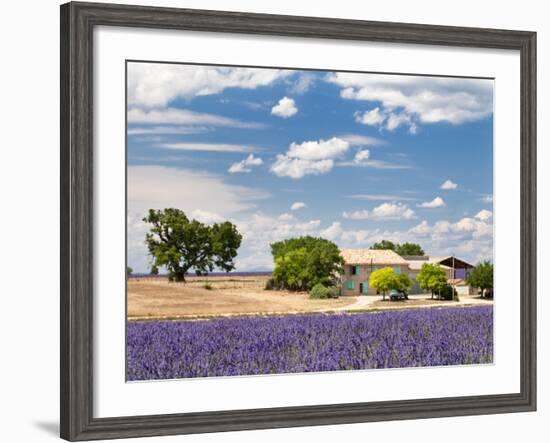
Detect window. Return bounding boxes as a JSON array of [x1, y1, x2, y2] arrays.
[[346, 280, 355, 290], [351, 265, 360, 275], [394, 266, 401, 274]]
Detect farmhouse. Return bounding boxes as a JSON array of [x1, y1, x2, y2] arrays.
[[403, 255, 475, 295], [340, 249, 410, 296]]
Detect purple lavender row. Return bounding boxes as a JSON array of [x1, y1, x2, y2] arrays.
[[127, 306, 493, 380]]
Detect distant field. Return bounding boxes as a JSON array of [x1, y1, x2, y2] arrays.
[[127, 275, 355, 320]]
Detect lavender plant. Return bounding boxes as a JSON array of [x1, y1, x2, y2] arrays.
[[127, 306, 493, 381]]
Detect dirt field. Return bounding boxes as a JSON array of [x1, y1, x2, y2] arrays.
[[127, 276, 356, 320]]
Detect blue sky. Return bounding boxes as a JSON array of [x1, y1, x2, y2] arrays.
[[127, 62, 494, 272]]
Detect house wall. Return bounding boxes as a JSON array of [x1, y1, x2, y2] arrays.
[[341, 264, 409, 296]]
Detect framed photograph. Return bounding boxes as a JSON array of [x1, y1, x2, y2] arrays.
[[60, 1, 536, 440]]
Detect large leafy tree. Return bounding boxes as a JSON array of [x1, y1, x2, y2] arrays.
[[369, 267, 413, 301], [370, 240, 425, 256], [466, 261, 494, 297], [396, 242, 425, 256], [270, 236, 344, 291], [370, 240, 397, 251], [143, 208, 242, 282], [417, 263, 448, 299]]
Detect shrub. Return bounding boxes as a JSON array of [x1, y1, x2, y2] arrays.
[[203, 282, 213, 290], [309, 283, 332, 299], [438, 284, 458, 301], [265, 278, 277, 290]]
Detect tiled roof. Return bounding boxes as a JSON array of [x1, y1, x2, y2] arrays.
[[340, 248, 408, 265]]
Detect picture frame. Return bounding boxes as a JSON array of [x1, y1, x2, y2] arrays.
[[60, 1, 536, 441]]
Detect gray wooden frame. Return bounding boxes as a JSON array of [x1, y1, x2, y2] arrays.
[[60, 2, 537, 440]]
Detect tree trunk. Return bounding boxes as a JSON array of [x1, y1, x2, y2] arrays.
[[171, 269, 186, 282]]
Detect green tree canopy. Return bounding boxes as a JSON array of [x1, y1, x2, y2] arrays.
[[417, 263, 448, 299], [369, 267, 413, 300], [370, 240, 397, 251], [127, 266, 133, 277], [466, 261, 494, 296], [370, 240, 425, 256], [270, 236, 344, 291], [143, 208, 242, 282], [396, 242, 425, 256]]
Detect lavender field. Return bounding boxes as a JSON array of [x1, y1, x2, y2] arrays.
[[127, 306, 493, 381]]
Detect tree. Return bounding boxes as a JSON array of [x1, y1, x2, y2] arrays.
[[396, 242, 425, 256], [127, 266, 133, 277], [270, 236, 344, 291], [466, 261, 494, 297], [370, 240, 425, 256], [143, 208, 242, 282], [395, 273, 414, 293], [417, 263, 448, 299], [369, 267, 412, 301], [370, 240, 397, 251]]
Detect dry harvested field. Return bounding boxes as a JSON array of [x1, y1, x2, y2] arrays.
[[127, 275, 356, 320]]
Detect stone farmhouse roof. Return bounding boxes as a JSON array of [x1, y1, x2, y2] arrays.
[[340, 249, 408, 265]]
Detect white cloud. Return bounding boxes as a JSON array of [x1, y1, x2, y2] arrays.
[[481, 194, 493, 204], [343, 202, 415, 221], [321, 222, 344, 240], [346, 194, 417, 202], [338, 134, 387, 146], [271, 157, 334, 179], [417, 197, 446, 208], [440, 179, 458, 190], [290, 202, 307, 211], [287, 137, 349, 160], [372, 202, 416, 220], [160, 142, 256, 153], [290, 74, 316, 94], [271, 137, 350, 179], [128, 63, 293, 108], [191, 209, 225, 224], [475, 209, 493, 221], [327, 73, 493, 130], [228, 154, 263, 173], [271, 97, 298, 118], [128, 107, 263, 129], [277, 213, 294, 221], [354, 107, 385, 126], [353, 149, 371, 164], [342, 210, 370, 220], [128, 126, 208, 136]]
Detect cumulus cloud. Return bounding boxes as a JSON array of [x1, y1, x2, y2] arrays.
[[271, 97, 298, 118], [228, 154, 263, 173], [128, 63, 293, 108], [440, 179, 458, 190], [327, 72, 493, 131], [343, 202, 415, 220], [354, 107, 385, 126], [271, 137, 350, 179], [290, 74, 316, 94], [191, 209, 225, 224], [417, 197, 446, 208], [475, 209, 493, 221], [353, 149, 371, 164], [290, 202, 307, 210]]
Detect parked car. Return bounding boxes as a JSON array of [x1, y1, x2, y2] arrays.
[[389, 289, 408, 301]]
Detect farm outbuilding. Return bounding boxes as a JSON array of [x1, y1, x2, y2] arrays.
[[403, 255, 475, 294]]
